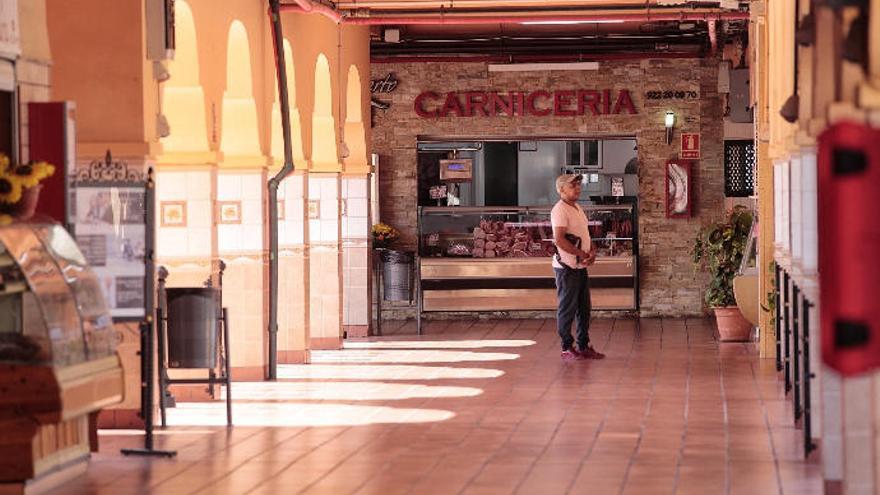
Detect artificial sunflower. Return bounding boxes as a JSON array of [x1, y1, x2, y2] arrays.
[[13, 161, 55, 189], [0, 176, 22, 205]]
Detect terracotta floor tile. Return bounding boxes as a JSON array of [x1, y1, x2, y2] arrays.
[[49, 318, 825, 495]]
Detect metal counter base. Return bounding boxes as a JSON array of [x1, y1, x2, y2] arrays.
[[417, 257, 637, 333]]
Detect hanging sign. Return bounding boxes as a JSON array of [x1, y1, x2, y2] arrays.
[[680, 133, 701, 159]]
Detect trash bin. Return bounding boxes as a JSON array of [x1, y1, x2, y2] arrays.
[[380, 249, 414, 301], [166, 287, 219, 368]]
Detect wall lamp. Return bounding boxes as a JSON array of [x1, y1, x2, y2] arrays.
[[665, 111, 675, 145]]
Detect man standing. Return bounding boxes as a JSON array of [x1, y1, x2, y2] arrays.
[[551, 174, 605, 361]]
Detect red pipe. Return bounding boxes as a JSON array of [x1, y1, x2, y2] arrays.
[[280, 5, 749, 25], [372, 52, 701, 63], [292, 0, 313, 11], [282, 2, 342, 23]]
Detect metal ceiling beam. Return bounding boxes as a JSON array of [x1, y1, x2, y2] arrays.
[[335, 0, 681, 8]]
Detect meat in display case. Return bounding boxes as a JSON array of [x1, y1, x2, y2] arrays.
[[416, 205, 638, 327]]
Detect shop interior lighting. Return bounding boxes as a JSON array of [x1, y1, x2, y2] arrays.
[[488, 62, 599, 72], [665, 111, 675, 145]]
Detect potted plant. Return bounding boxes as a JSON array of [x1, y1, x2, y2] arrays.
[[0, 154, 55, 223], [371, 222, 400, 250], [692, 205, 755, 341]]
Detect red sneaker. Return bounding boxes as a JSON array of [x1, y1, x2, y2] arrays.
[[580, 345, 605, 359], [560, 349, 584, 361]]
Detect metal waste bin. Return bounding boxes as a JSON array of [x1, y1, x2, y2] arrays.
[[166, 287, 219, 368], [380, 249, 413, 301]]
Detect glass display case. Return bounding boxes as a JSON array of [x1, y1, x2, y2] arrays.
[[0, 223, 124, 490], [0, 223, 115, 366], [417, 205, 638, 321]]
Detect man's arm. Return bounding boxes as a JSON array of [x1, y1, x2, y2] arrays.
[[553, 226, 590, 259]]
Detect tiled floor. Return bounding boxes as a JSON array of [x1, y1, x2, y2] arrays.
[[54, 318, 822, 494]]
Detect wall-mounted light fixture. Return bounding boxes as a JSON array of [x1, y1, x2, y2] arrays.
[[665, 111, 675, 145], [779, 94, 799, 123]]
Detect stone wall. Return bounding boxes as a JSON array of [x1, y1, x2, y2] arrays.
[[371, 59, 726, 316]]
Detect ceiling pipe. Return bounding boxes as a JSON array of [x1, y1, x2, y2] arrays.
[[372, 52, 702, 63], [280, 5, 749, 25], [284, 0, 343, 22]]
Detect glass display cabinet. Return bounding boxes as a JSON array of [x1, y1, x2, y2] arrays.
[[417, 204, 638, 324], [0, 223, 123, 491]]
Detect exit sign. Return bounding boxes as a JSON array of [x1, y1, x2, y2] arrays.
[[681, 133, 700, 159]]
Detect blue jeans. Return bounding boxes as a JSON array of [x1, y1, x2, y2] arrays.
[[554, 267, 591, 351]]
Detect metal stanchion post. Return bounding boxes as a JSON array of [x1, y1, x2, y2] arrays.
[[121, 321, 176, 458]]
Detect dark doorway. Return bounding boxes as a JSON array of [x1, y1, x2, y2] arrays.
[[483, 142, 518, 206], [0, 91, 14, 160], [417, 151, 446, 206]]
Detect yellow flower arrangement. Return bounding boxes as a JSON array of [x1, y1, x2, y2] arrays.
[[0, 175, 22, 205], [0, 153, 55, 205], [371, 222, 400, 247]]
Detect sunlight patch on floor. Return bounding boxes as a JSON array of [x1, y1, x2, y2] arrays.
[[343, 339, 536, 350], [227, 381, 483, 401], [311, 349, 520, 364], [165, 402, 455, 427], [277, 364, 504, 381]]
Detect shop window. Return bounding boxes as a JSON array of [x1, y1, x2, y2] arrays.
[[564, 140, 600, 168], [724, 139, 755, 197]]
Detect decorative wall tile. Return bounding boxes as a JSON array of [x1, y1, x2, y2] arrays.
[[308, 200, 320, 219], [218, 201, 242, 224], [160, 201, 187, 227]]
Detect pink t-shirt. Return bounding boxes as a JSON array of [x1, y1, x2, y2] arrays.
[[550, 200, 591, 269]]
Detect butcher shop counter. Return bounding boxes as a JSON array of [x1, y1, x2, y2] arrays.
[[417, 205, 638, 329]]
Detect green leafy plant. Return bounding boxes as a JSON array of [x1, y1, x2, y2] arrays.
[[692, 206, 754, 307]]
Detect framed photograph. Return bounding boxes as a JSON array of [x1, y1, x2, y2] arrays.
[[666, 159, 692, 218]]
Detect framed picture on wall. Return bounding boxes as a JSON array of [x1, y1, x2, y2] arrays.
[[666, 159, 692, 218]]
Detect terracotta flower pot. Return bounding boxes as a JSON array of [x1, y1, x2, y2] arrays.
[[11, 184, 42, 220], [713, 306, 754, 342]]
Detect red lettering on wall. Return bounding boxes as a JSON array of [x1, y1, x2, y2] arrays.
[[513, 92, 525, 116], [440, 92, 464, 117], [489, 92, 513, 116], [415, 89, 640, 117], [414, 91, 440, 118], [464, 92, 489, 117], [613, 89, 637, 114], [526, 91, 551, 116], [577, 90, 601, 116], [553, 90, 576, 116]]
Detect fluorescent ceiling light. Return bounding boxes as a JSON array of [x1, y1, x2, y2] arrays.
[[488, 62, 600, 72], [520, 20, 626, 25]]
